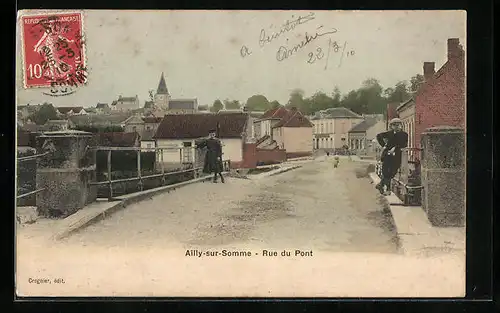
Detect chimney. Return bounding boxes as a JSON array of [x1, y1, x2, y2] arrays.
[[447, 38, 462, 60], [423, 62, 435, 81]]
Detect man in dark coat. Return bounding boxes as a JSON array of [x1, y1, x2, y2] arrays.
[[196, 130, 224, 183], [375, 118, 408, 195]]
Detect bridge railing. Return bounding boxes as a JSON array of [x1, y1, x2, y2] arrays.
[[89, 146, 230, 201], [16, 151, 51, 205]]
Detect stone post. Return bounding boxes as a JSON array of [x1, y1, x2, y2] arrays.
[[36, 130, 97, 218], [421, 126, 465, 227]]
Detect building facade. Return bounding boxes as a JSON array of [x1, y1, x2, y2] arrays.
[[397, 38, 465, 159], [310, 107, 364, 150]]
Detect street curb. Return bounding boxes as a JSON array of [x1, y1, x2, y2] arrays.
[[250, 165, 302, 180], [52, 173, 227, 240], [268, 165, 302, 176]]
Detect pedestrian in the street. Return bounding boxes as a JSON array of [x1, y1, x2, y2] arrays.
[[333, 155, 340, 168], [375, 118, 408, 195], [196, 130, 225, 183]]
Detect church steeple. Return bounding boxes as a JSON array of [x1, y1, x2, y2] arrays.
[[157, 72, 169, 95]]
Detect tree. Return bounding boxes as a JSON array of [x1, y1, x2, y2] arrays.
[[245, 95, 270, 111], [309, 91, 334, 113], [210, 99, 223, 112], [287, 89, 305, 109], [30, 102, 58, 125], [224, 99, 241, 110], [409, 74, 425, 93], [269, 100, 281, 109], [331, 86, 342, 107]]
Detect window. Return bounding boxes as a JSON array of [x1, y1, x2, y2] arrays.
[[146, 126, 151, 131], [132, 126, 137, 132], [147, 143, 152, 148]]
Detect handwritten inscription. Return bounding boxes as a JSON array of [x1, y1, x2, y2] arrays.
[[275, 26, 338, 62], [308, 39, 356, 69], [239, 13, 357, 67], [258, 12, 316, 47]]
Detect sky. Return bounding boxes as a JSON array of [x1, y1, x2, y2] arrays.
[[16, 10, 466, 108]]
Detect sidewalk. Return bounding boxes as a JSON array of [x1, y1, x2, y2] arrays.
[[369, 172, 465, 257], [17, 174, 218, 241]]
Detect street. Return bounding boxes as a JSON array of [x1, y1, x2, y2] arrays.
[[16, 159, 465, 297]]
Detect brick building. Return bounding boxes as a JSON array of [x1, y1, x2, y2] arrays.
[[397, 38, 465, 159]]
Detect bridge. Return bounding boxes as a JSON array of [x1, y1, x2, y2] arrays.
[[15, 128, 466, 297]]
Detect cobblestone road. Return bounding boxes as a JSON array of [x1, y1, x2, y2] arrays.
[[16, 159, 465, 297]]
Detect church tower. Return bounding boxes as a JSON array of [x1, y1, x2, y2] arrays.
[[154, 72, 170, 110]]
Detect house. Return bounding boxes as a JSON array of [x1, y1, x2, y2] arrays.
[[69, 112, 132, 129], [270, 107, 314, 158], [347, 115, 386, 156], [397, 38, 465, 160], [153, 113, 249, 166], [310, 107, 364, 150], [97, 132, 140, 147], [142, 116, 163, 134], [44, 119, 75, 131], [140, 129, 156, 152], [123, 114, 145, 133], [253, 105, 290, 140], [55, 106, 88, 116], [96, 103, 110, 114], [113, 95, 140, 111], [166, 99, 198, 114]]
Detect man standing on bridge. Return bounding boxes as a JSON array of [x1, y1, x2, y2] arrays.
[[196, 129, 225, 183], [375, 118, 408, 195]]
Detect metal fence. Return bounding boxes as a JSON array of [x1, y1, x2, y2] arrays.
[[375, 147, 423, 205], [16, 151, 51, 204], [90, 146, 231, 201]]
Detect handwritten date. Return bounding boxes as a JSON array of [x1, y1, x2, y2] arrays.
[[308, 39, 355, 69]]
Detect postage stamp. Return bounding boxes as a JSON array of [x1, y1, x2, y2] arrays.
[[20, 11, 87, 95]]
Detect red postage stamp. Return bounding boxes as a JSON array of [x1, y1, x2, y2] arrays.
[[20, 11, 87, 91]]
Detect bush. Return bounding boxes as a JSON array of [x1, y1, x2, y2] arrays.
[[96, 151, 156, 173]]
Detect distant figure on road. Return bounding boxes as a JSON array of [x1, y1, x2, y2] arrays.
[[375, 118, 408, 195], [333, 155, 340, 168], [196, 130, 225, 183]]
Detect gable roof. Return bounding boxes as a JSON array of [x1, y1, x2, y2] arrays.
[[69, 113, 132, 126], [348, 117, 380, 133], [322, 107, 362, 118], [56, 106, 84, 114], [97, 132, 139, 147], [118, 96, 138, 102], [123, 115, 145, 125], [260, 106, 289, 119], [141, 129, 155, 141], [169, 99, 197, 110], [272, 109, 313, 128], [142, 116, 163, 124], [154, 113, 248, 139]]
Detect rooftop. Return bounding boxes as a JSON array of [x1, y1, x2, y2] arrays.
[[154, 113, 248, 139]]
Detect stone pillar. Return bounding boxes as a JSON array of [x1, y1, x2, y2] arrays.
[[421, 126, 465, 227], [36, 130, 97, 218]]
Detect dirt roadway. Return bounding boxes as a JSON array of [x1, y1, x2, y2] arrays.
[[16, 160, 465, 297]]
